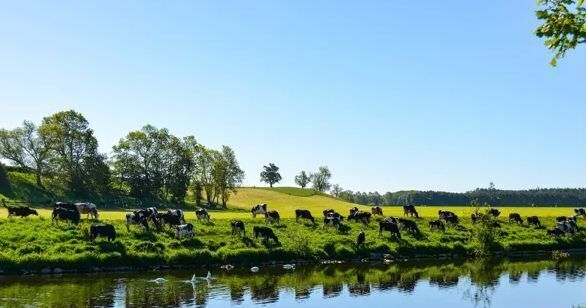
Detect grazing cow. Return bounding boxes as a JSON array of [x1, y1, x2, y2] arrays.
[[295, 209, 316, 225], [429, 220, 445, 232], [379, 221, 401, 239], [157, 211, 182, 229], [488, 209, 501, 217], [397, 218, 420, 234], [195, 208, 210, 222], [492, 221, 501, 228], [323, 216, 341, 230], [556, 216, 567, 223], [471, 213, 479, 224], [557, 221, 577, 235], [438, 210, 459, 225], [52, 208, 81, 225], [323, 209, 345, 221], [569, 215, 578, 223], [90, 224, 116, 241], [265, 210, 280, 224], [125, 211, 150, 231], [251, 203, 268, 218], [231, 220, 245, 236], [348, 211, 371, 225], [253, 226, 279, 244], [5, 205, 38, 218], [509, 213, 523, 224], [167, 209, 185, 224], [356, 231, 365, 247], [547, 228, 565, 237], [349, 207, 359, 216], [175, 223, 195, 239], [574, 208, 586, 217], [371, 206, 383, 216], [438, 210, 456, 219], [54, 202, 77, 211], [403, 205, 419, 218], [74, 202, 99, 219], [527, 216, 541, 227]]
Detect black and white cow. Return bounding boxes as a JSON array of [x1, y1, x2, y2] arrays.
[[509, 213, 523, 224], [547, 228, 565, 237], [323, 216, 341, 230], [574, 208, 586, 217], [168, 209, 185, 224], [556, 221, 577, 235], [5, 205, 38, 218], [90, 224, 116, 241], [356, 231, 366, 247], [251, 203, 268, 218], [323, 209, 345, 221], [157, 211, 182, 229], [556, 216, 567, 223], [196, 208, 210, 222], [265, 210, 280, 224], [371, 206, 383, 216], [231, 220, 245, 236], [295, 209, 316, 225], [527, 216, 541, 227], [52, 207, 81, 225], [429, 220, 445, 232], [439, 210, 459, 225], [397, 218, 420, 234], [379, 220, 401, 239], [403, 205, 418, 218], [126, 211, 150, 231], [175, 223, 195, 239], [253, 226, 279, 244], [75, 202, 99, 219], [349, 207, 359, 217], [488, 209, 501, 217], [348, 211, 371, 225]]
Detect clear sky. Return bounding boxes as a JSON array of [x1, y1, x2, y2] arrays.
[[1, 1, 584, 193]]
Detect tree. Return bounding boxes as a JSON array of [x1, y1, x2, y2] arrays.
[[294, 171, 311, 189], [330, 184, 343, 198], [0, 121, 51, 187], [260, 163, 282, 187], [535, 0, 586, 66], [194, 146, 216, 205], [311, 166, 331, 193], [212, 146, 245, 207], [39, 110, 109, 195]]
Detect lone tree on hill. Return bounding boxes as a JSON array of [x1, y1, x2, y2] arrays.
[[294, 170, 311, 189], [331, 184, 343, 198], [260, 163, 282, 187], [311, 166, 332, 193]]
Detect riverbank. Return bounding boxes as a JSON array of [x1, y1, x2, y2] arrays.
[[1, 216, 585, 275]]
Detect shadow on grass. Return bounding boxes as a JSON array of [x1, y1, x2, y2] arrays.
[[132, 231, 157, 242], [94, 241, 127, 254], [241, 237, 258, 248]]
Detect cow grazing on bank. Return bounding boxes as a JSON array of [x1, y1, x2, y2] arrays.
[[125, 211, 150, 231], [175, 223, 195, 239], [429, 220, 445, 232], [168, 209, 185, 224], [265, 210, 280, 224], [349, 207, 359, 217], [348, 211, 371, 225], [556, 221, 577, 235], [527, 216, 541, 227], [157, 211, 182, 229], [54, 202, 77, 211], [231, 220, 245, 236], [397, 218, 420, 234], [379, 221, 401, 239], [251, 203, 267, 218], [547, 228, 565, 237], [403, 205, 419, 218], [5, 205, 38, 218], [574, 208, 586, 217], [356, 231, 365, 247], [488, 209, 501, 217], [556, 216, 567, 222], [295, 209, 316, 225], [371, 206, 383, 216], [509, 213, 523, 224], [323, 209, 345, 221], [471, 213, 479, 224], [52, 207, 81, 225], [253, 226, 279, 244], [90, 224, 116, 241], [439, 211, 459, 225], [195, 208, 210, 222], [323, 216, 341, 230], [569, 215, 578, 223], [75, 202, 99, 219]]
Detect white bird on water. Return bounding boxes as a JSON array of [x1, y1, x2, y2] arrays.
[[152, 277, 166, 283], [250, 266, 259, 273], [191, 271, 214, 283], [282, 264, 295, 270]]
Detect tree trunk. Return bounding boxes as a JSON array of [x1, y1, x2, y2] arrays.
[[35, 171, 43, 188], [270, 182, 273, 188]]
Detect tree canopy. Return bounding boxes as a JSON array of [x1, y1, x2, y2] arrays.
[[260, 163, 282, 188]]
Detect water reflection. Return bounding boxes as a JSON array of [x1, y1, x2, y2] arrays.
[[0, 258, 585, 307]]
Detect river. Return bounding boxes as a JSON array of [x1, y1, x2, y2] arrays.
[[0, 258, 585, 307]]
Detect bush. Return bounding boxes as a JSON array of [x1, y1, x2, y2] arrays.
[[470, 209, 499, 257]]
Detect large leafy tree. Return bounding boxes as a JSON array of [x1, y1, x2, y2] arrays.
[[39, 110, 109, 195], [311, 166, 332, 193], [535, 0, 586, 66], [0, 121, 51, 187], [212, 146, 245, 207], [294, 170, 311, 189], [260, 163, 282, 188]]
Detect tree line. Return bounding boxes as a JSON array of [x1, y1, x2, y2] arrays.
[[0, 110, 244, 207], [337, 186, 586, 207]]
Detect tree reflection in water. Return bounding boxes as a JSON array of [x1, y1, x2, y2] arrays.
[[0, 257, 584, 307]]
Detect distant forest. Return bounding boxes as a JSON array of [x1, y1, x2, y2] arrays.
[[338, 188, 586, 207]]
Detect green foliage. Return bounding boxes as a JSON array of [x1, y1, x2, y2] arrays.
[[310, 166, 332, 193], [260, 163, 282, 188], [294, 170, 311, 189], [535, 0, 586, 65], [0, 163, 12, 198], [470, 209, 500, 257]]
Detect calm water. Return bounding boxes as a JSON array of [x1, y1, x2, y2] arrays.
[[1, 258, 585, 308]]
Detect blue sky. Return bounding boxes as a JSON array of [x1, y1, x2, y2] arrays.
[[1, 1, 584, 192]]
